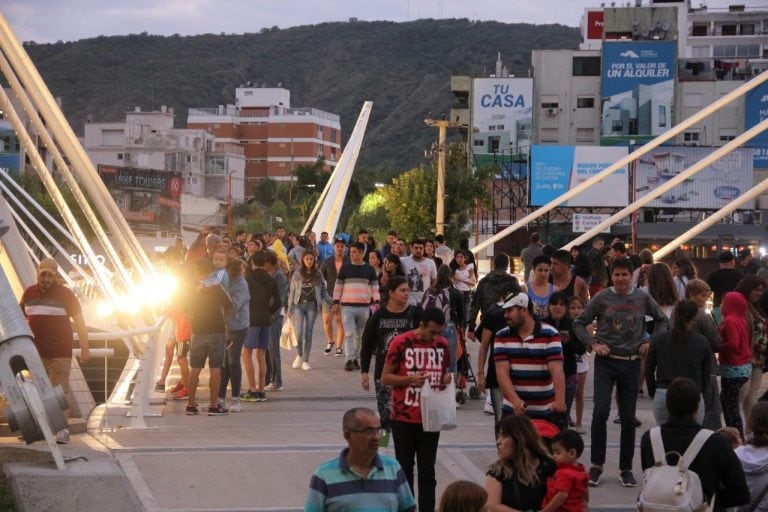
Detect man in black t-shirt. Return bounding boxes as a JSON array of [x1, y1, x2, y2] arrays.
[[183, 257, 233, 416], [706, 251, 744, 324]]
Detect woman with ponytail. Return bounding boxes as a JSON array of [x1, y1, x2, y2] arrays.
[[645, 299, 713, 425]]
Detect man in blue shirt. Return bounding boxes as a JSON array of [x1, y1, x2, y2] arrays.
[[317, 231, 334, 263], [305, 407, 415, 512]]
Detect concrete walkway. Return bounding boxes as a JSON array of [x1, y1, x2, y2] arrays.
[[5, 325, 676, 511]]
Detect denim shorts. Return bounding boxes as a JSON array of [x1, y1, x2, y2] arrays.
[[189, 333, 225, 369], [245, 326, 270, 350]]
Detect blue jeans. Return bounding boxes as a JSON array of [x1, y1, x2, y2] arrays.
[[341, 305, 369, 362], [219, 328, 246, 399], [443, 322, 458, 373], [292, 302, 319, 363], [591, 356, 640, 471], [265, 315, 283, 388]]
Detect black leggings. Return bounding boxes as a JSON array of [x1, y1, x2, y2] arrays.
[[721, 376, 749, 437]]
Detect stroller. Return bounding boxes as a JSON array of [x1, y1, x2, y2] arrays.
[[455, 327, 480, 404]]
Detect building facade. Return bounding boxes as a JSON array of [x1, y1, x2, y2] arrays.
[[187, 87, 342, 191]]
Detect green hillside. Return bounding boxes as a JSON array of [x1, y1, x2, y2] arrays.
[[23, 18, 580, 171]]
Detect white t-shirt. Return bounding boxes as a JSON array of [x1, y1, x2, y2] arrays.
[[401, 256, 437, 305], [453, 263, 476, 292]]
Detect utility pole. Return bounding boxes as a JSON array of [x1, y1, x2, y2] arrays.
[[425, 115, 461, 236]]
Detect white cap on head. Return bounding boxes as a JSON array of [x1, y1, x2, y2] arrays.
[[501, 292, 529, 310]]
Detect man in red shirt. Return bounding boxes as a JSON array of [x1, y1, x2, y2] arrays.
[[20, 258, 90, 443], [382, 307, 452, 512]]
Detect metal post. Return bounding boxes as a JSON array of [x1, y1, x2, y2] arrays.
[[436, 123, 447, 236]]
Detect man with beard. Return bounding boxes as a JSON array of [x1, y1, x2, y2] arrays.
[[20, 258, 90, 444], [493, 292, 566, 427]]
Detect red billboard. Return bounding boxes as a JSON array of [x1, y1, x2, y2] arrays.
[[587, 10, 604, 40]]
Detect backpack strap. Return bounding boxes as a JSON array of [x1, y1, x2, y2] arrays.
[[649, 427, 666, 464], [680, 429, 714, 469]]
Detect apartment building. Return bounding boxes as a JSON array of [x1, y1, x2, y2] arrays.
[[187, 87, 342, 190]]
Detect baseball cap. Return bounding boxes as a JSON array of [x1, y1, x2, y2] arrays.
[[500, 292, 529, 310], [738, 248, 752, 259], [718, 251, 735, 263], [37, 258, 58, 276], [334, 236, 345, 243]]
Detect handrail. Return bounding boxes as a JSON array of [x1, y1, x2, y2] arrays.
[[563, 116, 768, 249], [470, 69, 768, 255], [653, 178, 768, 259]]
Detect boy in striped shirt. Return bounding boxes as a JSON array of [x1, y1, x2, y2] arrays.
[[332, 242, 380, 371]]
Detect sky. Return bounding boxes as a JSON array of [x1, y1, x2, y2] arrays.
[[4, 0, 764, 43]]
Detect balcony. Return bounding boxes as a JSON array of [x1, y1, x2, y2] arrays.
[[678, 57, 767, 82]]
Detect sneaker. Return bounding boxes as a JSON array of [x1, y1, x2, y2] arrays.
[[169, 381, 184, 394], [292, 355, 303, 369], [154, 381, 165, 392], [588, 466, 602, 487], [255, 391, 268, 402], [353, 360, 361, 370], [574, 425, 586, 434], [301, 362, 311, 371], [323, 343, 333, 355], [335, 348, 343, 357], [240, 390, 259, 402], [265, 383, 283, 391], [620, 470, 638, 487], [229, 398, 242, 412], [344, 360, 354, 372], [173, 388, 189, 400], [55, 429, 71, 445], [185, 404, 199, 415], [207, 404, 229, 416]]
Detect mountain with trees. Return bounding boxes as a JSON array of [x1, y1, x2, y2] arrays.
[[24, 18, 581, 172]]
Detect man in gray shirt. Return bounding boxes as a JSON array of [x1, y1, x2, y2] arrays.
[[519, 232, 543, 281], [572, 257, 668, 489]]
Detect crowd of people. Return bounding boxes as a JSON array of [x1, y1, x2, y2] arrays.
[[157, 226, 768, 511]]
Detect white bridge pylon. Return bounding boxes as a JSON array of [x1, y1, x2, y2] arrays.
[[304, 101, 373, 237]]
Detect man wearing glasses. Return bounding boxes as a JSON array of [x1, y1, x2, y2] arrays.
[[305, 407, 415, 511]]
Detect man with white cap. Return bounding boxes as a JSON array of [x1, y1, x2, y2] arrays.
[[493, 291, 566, 428], [19, 258, 90, 443]]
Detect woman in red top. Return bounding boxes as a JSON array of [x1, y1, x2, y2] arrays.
[[719, 291, 753, 437], [382, 307, 451, 512]]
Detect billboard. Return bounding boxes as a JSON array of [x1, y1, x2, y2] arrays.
[[530, 145, 629, 207], [601, 41, 676, 146], [745, 81, 768, 168], [634, 146, 753, 209], [586, 10, 604, 41], [472, 78, 533, 159], [97, 165, 182, 233]]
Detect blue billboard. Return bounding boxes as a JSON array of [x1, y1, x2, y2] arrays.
[[601, 41, 677, 146], [745, 81, 768, 168], [530, 145, 629, 207]]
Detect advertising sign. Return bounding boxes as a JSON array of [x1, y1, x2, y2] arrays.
[[573, 213, 610, 233], [472, 78, 533, 158], [530, 145, 629, 207], [634, 146, 753, 209], [586, 10, 604, 40], [745, 81, 768, 168], [98, 165, 182, 233], [601, 41, 676, 146]]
